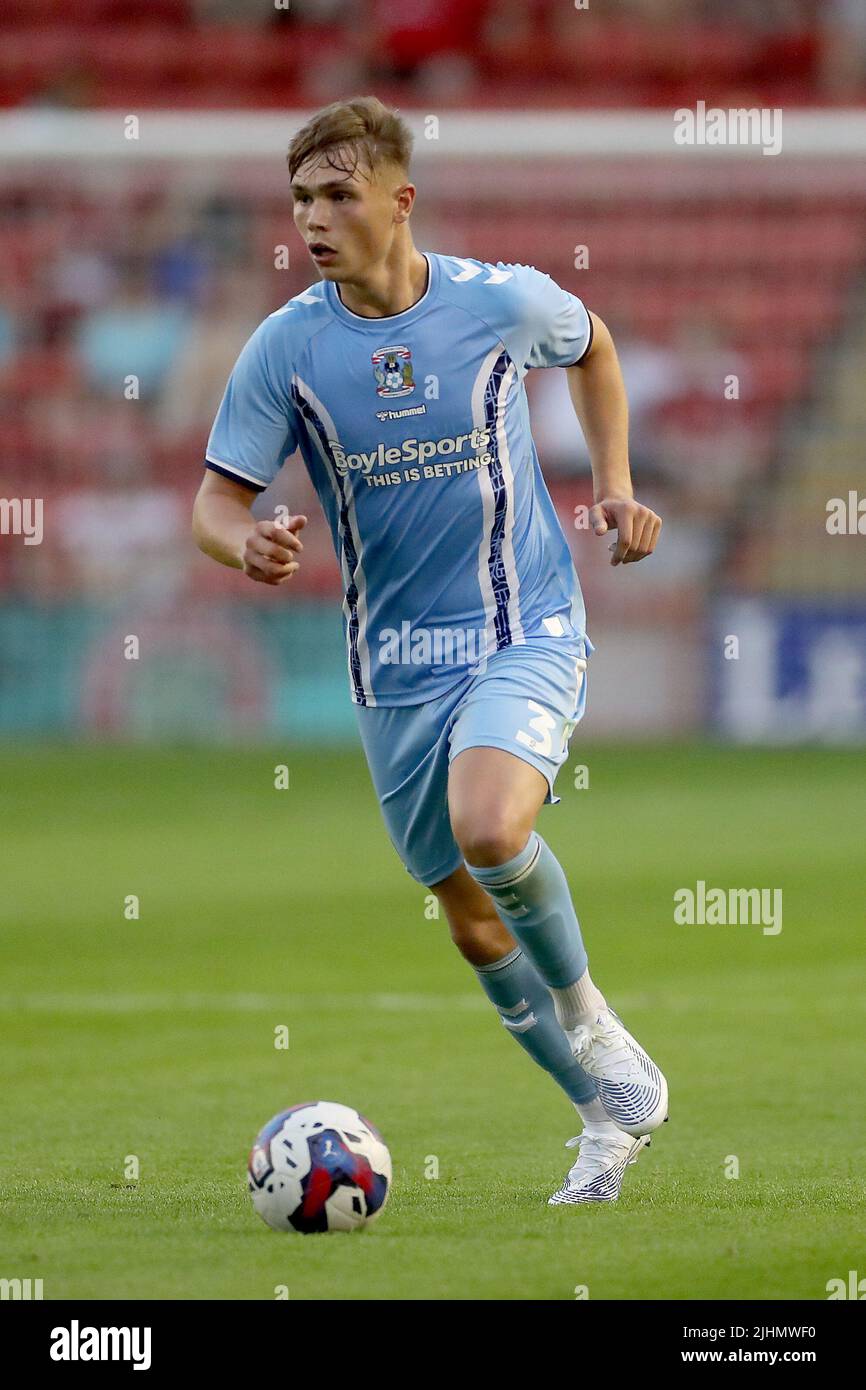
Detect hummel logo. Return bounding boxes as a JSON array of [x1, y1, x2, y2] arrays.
[[269, 289, 322, 317], [449, 259, 513, 285], [501, 1011, 537, 1033], [491, 888, 529, 916], [499, 998, 530, 1016]]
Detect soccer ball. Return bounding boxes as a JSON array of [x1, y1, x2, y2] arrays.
[[247, 1100, 392, 1234]]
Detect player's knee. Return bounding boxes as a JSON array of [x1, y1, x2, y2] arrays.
[[452, 815, 529, 869]]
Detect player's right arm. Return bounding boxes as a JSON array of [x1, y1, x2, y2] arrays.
[[192, 315, 307, 584], [192, 471, 307, 585]]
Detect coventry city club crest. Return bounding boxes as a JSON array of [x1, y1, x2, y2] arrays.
[[372, 344, 415, 398]]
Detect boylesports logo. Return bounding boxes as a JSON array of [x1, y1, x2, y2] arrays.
[[330, 428, 492, 478]]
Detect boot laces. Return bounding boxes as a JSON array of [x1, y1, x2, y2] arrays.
[[563, 1128, 634, 1176], [570, 1016, 639, 1081]]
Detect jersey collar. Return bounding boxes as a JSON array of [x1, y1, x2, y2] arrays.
[[326, 252, 438, 328]]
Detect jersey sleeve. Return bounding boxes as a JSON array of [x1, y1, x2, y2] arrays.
[[205, 321, 298, 492], [518, 265, 593, 370]]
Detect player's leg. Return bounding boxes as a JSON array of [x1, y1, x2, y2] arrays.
[[353, 694, 598, 1114], [427, 862, 598, 1108], [451, 742, 668, 1139], [354, 653, 664, 1203], [449, 743, 608, 1034], [447, 639, 669, 1149]]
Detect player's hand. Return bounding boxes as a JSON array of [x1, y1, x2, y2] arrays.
[[589, 497, 661, 566], [242, 515, 308, 585]]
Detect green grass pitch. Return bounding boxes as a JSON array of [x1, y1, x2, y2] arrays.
[[1, 741, 863, 1300]]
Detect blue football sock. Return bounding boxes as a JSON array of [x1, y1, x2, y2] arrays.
[[474, 946, 597, 1106], [466, 832, 588, 989]]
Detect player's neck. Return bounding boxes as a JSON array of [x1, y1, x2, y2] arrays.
[[336, 244, 428, 319]]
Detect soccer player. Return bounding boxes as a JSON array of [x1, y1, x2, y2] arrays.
[[193, 97, 667, 1205]]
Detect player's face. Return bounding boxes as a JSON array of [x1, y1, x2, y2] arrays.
[[291, 154, 408, 283]]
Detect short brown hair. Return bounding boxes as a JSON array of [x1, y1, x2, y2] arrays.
[[287, 96, 413, 183]]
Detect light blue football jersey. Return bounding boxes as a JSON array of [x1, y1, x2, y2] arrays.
[[205, 252, 593, 706]]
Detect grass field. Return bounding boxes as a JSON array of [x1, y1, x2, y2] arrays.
[[1, 741, 864, 1301]]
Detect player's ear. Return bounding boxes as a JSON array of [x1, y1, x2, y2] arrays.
[[394, 182, 416, 223]]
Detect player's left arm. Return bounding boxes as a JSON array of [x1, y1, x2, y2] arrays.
[[565, 311, 661, 566]]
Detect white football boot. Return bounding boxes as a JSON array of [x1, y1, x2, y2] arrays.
[[566, 1009, 668, 1137], [548, 1127, 651, 1205]]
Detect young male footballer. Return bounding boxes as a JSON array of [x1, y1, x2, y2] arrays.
[[193, 97, 667, 1205]]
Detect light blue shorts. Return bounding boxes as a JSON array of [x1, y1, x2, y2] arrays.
[[354, 634, 592, 886]]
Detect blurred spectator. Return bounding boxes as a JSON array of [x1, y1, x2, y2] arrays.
[[155, 266, 269, 439], [192, 0, 354, 22], [651, 318, 757, 512], [99, 0, 190, 22], [33, 247, 118, 352], [153, 236, 212, 304], [284, 0, 359, 21], [820, 0, 866, 97], [55, 481, 188, 599], [195, 195, 253, 268], [27, 68, 98, 112], [191, 0, 273, 21], [76, 267, 192, 397], [366, 0, 489, 96], [0, 308, 16, 368], [45, 250, 118, 316], [672, 316, 747, 400], [0, 0, 860, 108], [689, 0, 810, 23], [35, 389, 151, 487], [528, 328, 688, 479]]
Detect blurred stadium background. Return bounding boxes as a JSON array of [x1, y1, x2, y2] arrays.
[[1, 0, 865, 746]]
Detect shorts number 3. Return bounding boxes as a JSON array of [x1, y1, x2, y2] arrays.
[[515, 700, 556, 755]]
